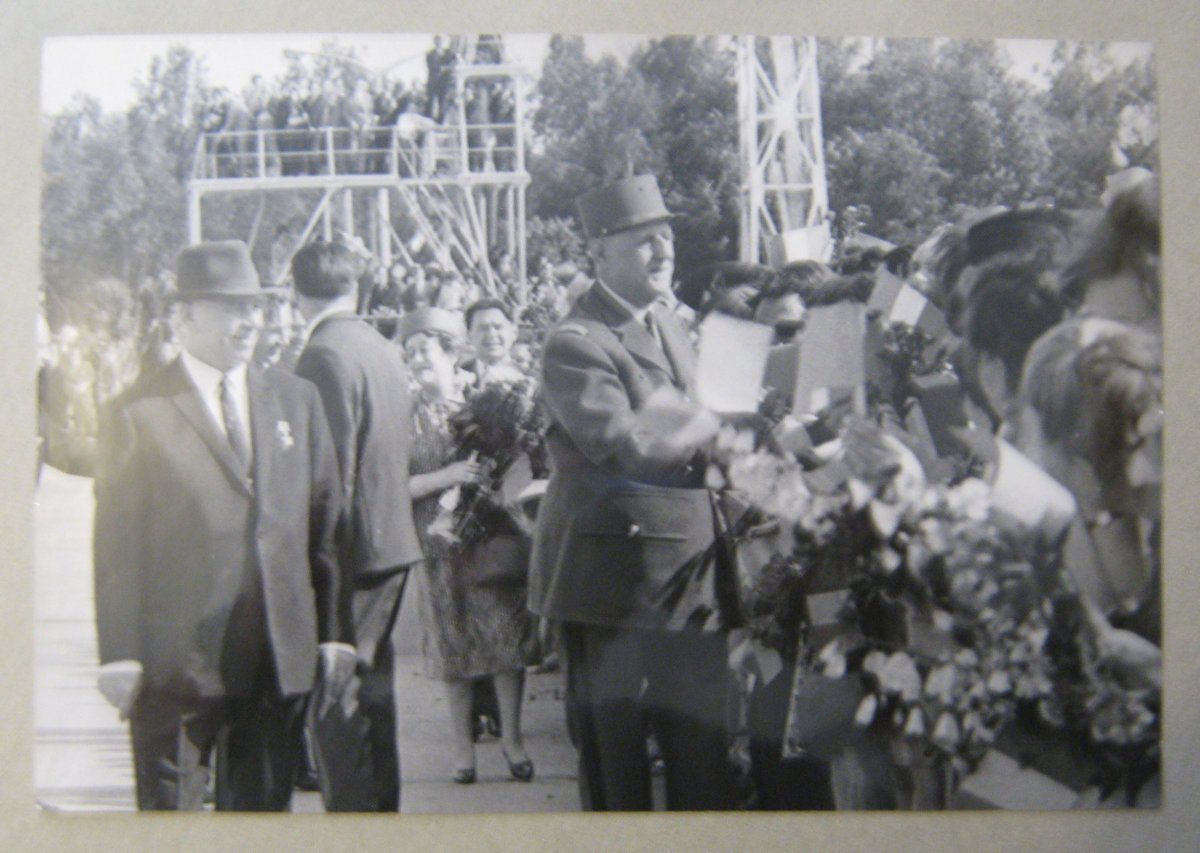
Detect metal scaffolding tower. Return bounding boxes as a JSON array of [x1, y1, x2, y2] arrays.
[[186, 54, 530, 298], [736, 35, 830, 266]]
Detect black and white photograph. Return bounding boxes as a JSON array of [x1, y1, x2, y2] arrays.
[[31, 27, 1169, 821]]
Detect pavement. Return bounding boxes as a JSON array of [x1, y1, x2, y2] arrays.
[[33, 464, 580, 814]]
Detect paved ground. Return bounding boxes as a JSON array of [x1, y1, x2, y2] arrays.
[[33, 465, 580, 814]]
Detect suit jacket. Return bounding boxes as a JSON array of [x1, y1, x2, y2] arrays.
[[295, 311, 423, 577], [93, 357, 350, 699], [529, 283, 718, 629]]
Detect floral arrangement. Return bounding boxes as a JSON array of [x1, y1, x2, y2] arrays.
[[709, 402, 1159, 798], [428, 378, 549, 548]]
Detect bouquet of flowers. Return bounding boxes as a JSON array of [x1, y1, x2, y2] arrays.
[[712, 408, 1158, 798], [427, 378, 549, 549]]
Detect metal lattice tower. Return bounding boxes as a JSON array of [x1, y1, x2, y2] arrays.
[[736, 35, 830, 266], [186, 41, 530, 298]]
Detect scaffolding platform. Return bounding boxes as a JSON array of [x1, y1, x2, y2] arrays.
[[187, 62, 531, 296]]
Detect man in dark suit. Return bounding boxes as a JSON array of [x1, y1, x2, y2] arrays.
[[93, 240, 356, 811], [529, 174, 737, 810], [291, 240, 424, 811]]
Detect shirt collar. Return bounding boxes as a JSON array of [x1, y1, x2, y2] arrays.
[[179, 348, 248, 392], [303, 303, 356, 344], [595, 279, 654, 325]]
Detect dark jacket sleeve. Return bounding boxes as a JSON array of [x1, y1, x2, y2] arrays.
[[92, 397, 145, 664], [541, 328, 704, 480], [305, 385, 355, 646]]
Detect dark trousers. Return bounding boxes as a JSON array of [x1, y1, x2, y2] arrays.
[[563, 622, 738, 811], [347, 567, 411, 812], [130, 666, 304, 811]]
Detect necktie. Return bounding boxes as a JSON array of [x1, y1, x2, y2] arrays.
[[644, 311, 662, 348], [644, 311, 677, 381], [220, 374, 251, 472]]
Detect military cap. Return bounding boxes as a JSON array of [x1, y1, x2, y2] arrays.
[[576, 174, 673, 240]]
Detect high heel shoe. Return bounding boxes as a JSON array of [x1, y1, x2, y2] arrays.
[[452, 767, 476, 784], [502, 749, 534, 783]]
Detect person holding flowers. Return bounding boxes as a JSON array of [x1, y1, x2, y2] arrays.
[[400, 307, 537, 786]]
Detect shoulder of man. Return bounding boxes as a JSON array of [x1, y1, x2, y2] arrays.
[[260, 364, 323, 402]]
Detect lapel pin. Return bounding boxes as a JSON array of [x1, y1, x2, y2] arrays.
[[276, 420, 294, 449]]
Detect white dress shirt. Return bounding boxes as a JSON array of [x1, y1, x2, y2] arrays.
[[179, 349, 252, 455]]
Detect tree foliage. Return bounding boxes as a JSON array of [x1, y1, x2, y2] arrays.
[[530, 35, 739, 285], [41, 35, 1159, 343]]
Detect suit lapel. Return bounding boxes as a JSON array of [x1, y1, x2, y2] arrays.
[[616, 316, 675, 379], [653, 305, 696, 393], [167, 359, 254, 499], [583, 283, 676, 381]]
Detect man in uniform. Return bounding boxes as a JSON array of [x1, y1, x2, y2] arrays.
[[93, 240, 355, 810], [292, 240, 425, 811], [529, 174, 737, 810]]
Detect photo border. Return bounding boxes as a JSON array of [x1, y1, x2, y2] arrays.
[[4, 1, 1198, 849]]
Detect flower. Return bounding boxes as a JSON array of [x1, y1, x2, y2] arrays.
[[855, 693, 879, 727], [878, 652, 922, 701], [932, 712, 962, 751]]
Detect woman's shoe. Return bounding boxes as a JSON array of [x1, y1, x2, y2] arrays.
[[452, 767, 476, 785], [502, 749, 535, 783]]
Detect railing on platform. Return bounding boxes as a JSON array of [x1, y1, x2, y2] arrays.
[[192, 122, 522, 182]]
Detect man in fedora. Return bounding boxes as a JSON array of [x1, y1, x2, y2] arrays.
[[291, 240, 424, 811], [93, 240, 355, 810], [530, 174, 738, 810]]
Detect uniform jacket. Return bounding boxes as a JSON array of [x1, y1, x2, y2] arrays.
[[93, 357, 350, 699], [295, 311, 424, 576], [529, 283, 718, 629]]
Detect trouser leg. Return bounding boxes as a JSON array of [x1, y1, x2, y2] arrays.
[[215, 664, 305, 812], [129, 692, 225, 811], [353, 568, 410, 811], [645, 630, 739, 811], [563, 623, 652, 811]]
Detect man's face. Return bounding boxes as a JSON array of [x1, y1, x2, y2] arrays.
[[178, 297, 264, 372], [593, 220, 675, 308], [468, 307, 516, 365]]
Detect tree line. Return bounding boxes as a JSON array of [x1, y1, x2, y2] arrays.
[[41, 36, 1157, 335]]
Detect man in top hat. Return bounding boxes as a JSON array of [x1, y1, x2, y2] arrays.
[[291, 240, 424, 811], [529, 174, 738, 810], [93, 240, 355, 810]]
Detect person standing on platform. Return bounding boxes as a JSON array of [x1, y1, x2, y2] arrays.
[[530, 174, 738, 810], [93, 240, 355, 811], [291, 240, 425, 811]]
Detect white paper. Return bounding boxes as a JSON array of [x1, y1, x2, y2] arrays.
[[695, 313, 774, 413], [889, 283, 930, 327]]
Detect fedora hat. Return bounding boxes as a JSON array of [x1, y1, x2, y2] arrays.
[[175, 241, 269, 300], [398, 306, 467, 343], [576, 174, 673, 240]]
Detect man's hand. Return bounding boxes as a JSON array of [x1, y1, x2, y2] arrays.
[[97, 660, 143, 721], [317, 643, 359, 714], [635, 385, 720, 458]]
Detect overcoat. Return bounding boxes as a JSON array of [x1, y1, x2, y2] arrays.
[[93, 357, 350, 699], [529, 283, 718, 630], [295, 311, 424, 577]]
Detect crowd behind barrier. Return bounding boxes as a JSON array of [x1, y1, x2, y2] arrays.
[[198, 36, 517, 180], [40, 161, 1162, 811]]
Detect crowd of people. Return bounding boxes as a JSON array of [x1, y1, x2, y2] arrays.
[[60, 159, 1161, 812], [202, 35, 517, 179]]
